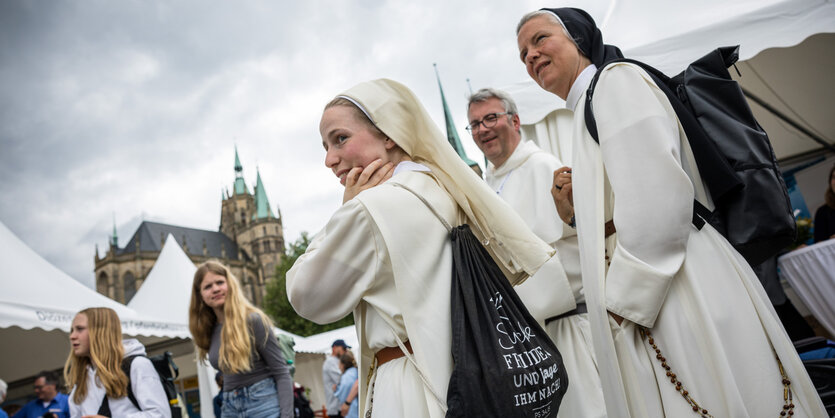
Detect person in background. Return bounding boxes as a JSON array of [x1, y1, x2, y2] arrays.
[[334, 352, 358, 418], [322, 340, 349, 417], [63, 307, 170, 417], [517, 7, 825, 416], [189, 260, 294, 418], [814, 164, 835, 242], [0, 377, 8, 418], [466, 88, 603, 417], [11, 371, 68, 418]]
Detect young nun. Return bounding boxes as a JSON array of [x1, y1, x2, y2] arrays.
[[516, 8, 825, 417], [287, 79, 555, 418]]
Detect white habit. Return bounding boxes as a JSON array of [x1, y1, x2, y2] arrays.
[[486, 139, 606, 418], [288, 166, 457, 418], [570, 63, 826, 417]]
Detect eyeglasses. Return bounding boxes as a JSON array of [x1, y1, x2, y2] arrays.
[[465, 112, 511, 133]]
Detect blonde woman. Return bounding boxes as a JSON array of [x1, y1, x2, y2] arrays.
[[287, 79, 554, 418], [64, 307, 170, 417], [189, 260, 293, 418]]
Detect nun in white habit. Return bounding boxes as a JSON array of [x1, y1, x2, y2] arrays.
[[286, 79, 555, 418], [516, 7, 825, 418]]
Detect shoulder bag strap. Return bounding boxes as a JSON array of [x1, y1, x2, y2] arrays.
[[391, 182, 453, 233]]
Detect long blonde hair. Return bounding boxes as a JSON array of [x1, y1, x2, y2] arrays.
[[63, 307, 129, 404], [188, 260, 273, 374]]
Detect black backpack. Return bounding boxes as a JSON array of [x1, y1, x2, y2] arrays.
[[583, 46, 796, 266], [293, 385, 315, 418], [98, 351, 183, 418]]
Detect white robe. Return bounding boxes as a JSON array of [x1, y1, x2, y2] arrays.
[[571, 62, 826, 417], [486, 140, 606, 418], [287, 166, 457, 418]]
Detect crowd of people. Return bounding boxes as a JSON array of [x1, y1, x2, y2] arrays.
[[2, 5, 831, 418], [287, 6, 827, 418]]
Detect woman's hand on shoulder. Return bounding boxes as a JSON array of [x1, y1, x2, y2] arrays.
[[343, 159, 395, 203]]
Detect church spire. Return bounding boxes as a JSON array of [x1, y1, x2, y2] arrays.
[[110, 214, 118, 247], [253, 167, 275, 220], [233, 146, 249, 195], [434, 64, 481, 174]]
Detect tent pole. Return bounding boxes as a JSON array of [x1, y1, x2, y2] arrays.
[[742, 87, 835, 153]]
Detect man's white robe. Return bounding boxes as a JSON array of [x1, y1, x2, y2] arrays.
[[570, 62, 826, 417], [486, 140, 606, 418]]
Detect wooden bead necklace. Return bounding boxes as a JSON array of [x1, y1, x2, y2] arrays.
[[640, 328, 795, 417]]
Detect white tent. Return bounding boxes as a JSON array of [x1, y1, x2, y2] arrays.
[[128, 234, 198, 326], [0, 221, 187, 386], [290, 325, 359, 411], [507, 0, 835, 169]]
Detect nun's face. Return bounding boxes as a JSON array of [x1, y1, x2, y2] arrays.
[[518, 15, 589, 100], [320, 105, 393, 186]]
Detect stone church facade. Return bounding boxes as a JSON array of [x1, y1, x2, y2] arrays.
[[94, 149, 284, 307]]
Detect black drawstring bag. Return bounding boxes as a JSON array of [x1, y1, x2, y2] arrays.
[[392, 182, 568, 417], [445, 225, 568, 418]]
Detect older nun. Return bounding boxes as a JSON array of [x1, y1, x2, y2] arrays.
[[516, 7, 825, 418]]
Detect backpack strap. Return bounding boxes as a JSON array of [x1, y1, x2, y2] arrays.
[[121, 355, 143, 411], [583, 59, 737, 231], [97, 355, 142, 417]]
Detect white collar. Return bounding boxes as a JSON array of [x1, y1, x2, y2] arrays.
[[393, 160, 430, 176], [488, 140, 540, 178], [566, 64, 598, 112]]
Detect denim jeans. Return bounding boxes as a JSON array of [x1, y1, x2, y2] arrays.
[[221, 378, 280, 418]]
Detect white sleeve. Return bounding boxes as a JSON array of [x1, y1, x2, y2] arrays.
[[287, 198, 384, 324], [594, 64, 694, 328], [127, 357, 172, 418]]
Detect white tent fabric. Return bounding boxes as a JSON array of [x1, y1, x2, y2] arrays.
[[508, 0, 835, 163], [0, 221, 187, 384], [0, 221, 187, 337], [294, 325, 358, 355], [128, 234, 197, 325]]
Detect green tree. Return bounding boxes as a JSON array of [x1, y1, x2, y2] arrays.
[[264, 232, 354, 336]]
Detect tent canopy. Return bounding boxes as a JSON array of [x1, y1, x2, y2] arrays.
[[0, 222, 187, 338]]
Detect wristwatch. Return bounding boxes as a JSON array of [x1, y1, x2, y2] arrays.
[[568, 215, 576, 229], [345, 400, 352, 406]]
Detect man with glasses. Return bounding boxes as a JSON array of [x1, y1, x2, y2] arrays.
[[12, 371, 69, 418], [467, 88, 605, 418]]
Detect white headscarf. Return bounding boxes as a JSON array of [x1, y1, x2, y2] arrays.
[[337, 79, 553, 283]]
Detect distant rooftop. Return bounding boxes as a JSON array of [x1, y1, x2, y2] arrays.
[[115, 221, 247, 261]]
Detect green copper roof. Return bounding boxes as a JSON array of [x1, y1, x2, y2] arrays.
[[253, 169, 274, 220], [234, 147, 243, 172], [233, 147, 249, 195], [434, 64, 479, 169]]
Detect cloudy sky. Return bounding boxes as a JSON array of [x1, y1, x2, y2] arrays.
[[1, 0, 610, 287]]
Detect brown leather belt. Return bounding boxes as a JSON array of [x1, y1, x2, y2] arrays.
[[375, 341, 413, 367], [604, 220, 616, 238], [544, 303, 588, 325]]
